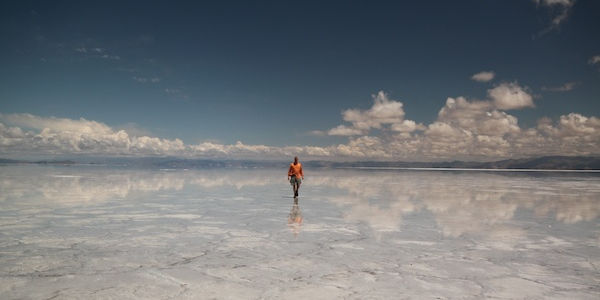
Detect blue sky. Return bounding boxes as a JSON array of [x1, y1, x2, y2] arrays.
[[1, 1, 599, 160]]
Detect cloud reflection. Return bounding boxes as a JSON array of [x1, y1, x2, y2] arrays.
[[0, 166, 598, 236]]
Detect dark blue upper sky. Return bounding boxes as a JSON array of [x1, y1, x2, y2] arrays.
[[1, 0, 599, 149]]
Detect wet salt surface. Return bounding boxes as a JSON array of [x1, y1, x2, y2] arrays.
[[0, 165, 599, 299]]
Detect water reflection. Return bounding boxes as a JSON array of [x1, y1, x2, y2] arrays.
[[0, 166, 271, 206], [0, 165, 598, 236], [309, 171, 600, 237], [287, 201, 303, 237]]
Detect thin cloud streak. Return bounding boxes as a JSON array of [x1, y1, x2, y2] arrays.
[[133, 76, 160, 83], [541, 82, 577, 92]]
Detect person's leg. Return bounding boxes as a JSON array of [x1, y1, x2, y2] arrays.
[[296, 182, 301, 197], [293, 182, 298, 197]]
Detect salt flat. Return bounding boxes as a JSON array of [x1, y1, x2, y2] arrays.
[[0, 165, 599, 299]]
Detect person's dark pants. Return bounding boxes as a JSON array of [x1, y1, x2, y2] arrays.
[[290, 176, 301, 197]]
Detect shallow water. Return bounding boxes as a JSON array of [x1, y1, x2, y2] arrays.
[[1, 165, 599, 299]]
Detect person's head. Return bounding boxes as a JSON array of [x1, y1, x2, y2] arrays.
[[294, 156, 298, 163]]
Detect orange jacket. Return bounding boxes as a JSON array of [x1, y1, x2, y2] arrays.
[[288, 162, 304, 178]]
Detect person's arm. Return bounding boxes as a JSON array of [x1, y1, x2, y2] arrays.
[[287, 165, 292, 180], [300, 165, 304, 179]]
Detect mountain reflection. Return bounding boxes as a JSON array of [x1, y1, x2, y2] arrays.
[[1, 166, 598, 235]]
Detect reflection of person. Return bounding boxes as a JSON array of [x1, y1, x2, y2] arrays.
[[288, 204, 303, 224], [288, 203, 303, 237], [287, 156, 304, 198]]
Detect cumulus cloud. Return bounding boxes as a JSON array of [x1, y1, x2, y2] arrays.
[[0, 113, 184, 156], [0, 113, 334, 159], [488, 82, 535, 110], [1, 84, 599, 160], [342, 91, 406, 130], [334, 136, 389, 158], [327, 91, 423, 136], [390, 120, 426, 133], [471, 71, 495, 82], [419, 96, 523, 158], [319, 85, 594, 160], [436, 97, 520, 137]]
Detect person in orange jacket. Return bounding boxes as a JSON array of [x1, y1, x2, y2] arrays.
[[287, 156, 304, 198]]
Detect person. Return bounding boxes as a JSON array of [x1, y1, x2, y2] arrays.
[[287, 156, 304, 198]]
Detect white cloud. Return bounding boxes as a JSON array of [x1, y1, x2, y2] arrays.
[[531, 114, 600, 156], [488, 82, 535, 110], [342, 91, 406, 130], [437, 97, 520, 136], [327, 91, 422, 136], [115, 122, 154, 137], [437, 97, 493, 126], [541, 82, 577, 92], [1, 85, 599, 160], [1, 113, 114, 134], [0, 113, 184, 156], [390, 120, 426, 133], [551, 113, 600, 136], [0, 113, 331, 159], [471, 71, 495, 82], [589, 55, 600, 65], [333, 136, 389, 158], [328, 125, 364, 136], [321, 86, 596, 160]]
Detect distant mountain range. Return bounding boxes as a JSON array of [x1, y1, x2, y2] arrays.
[[1, 156, 599, 170], [304, 156, 600, 170], [0, 158, 77, 165]]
